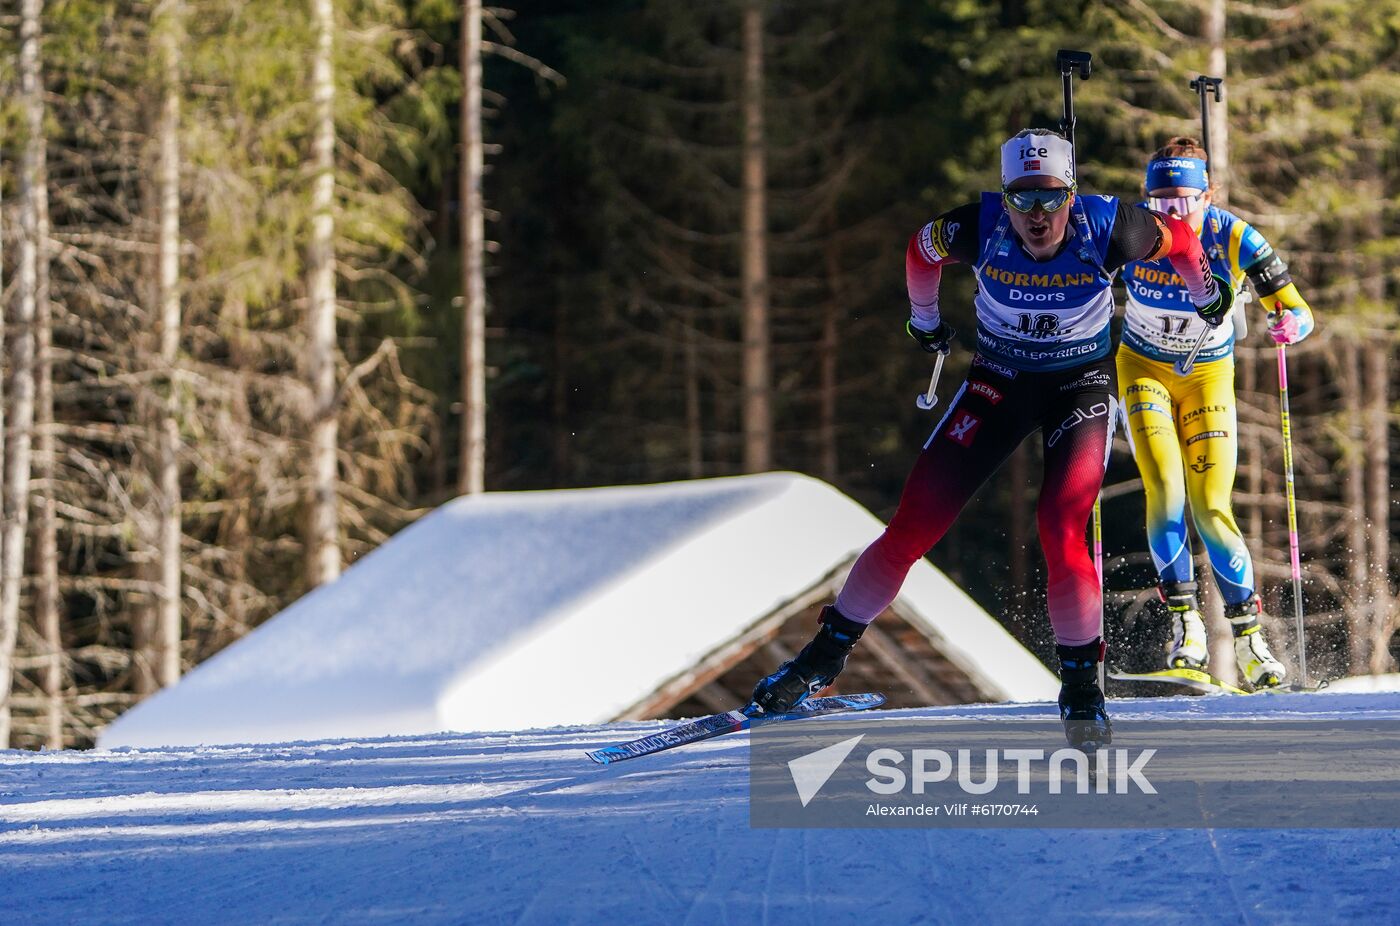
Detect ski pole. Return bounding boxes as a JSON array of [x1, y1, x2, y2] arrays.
[[1056, 49, 1092, 147], [1174, 76, 1225, 378], [1189, 76, 1223, 178], [1093, 498, 1104, 586], [1093, 494, 1105, 689], [1175, 327, 1211, 375], [1276, 341, 1309, 686], [1057, 48, 1107, 689], [915, 350, 947, 410]]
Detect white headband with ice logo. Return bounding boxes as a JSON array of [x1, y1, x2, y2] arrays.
[[1000, 133, 1076, 187]]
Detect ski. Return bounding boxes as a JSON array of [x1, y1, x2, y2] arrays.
[[586, 692, 885, 766], [1109, 668, 1326, 696], [1110, 667, 1249, 695]]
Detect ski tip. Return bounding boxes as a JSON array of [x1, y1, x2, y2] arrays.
[[806, 692, 887, 713], [587, 743, 643, 765], [835, 692, 887, 708]]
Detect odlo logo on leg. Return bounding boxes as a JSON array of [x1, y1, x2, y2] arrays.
[[1045, 402, 1108, 448], [945, 412, 982, 447]]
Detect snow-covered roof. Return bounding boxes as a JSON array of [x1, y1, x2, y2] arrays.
[[99, 472, 1057, 748]]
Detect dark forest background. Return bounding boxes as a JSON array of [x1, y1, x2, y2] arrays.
[[2, 0, 1397, 747]]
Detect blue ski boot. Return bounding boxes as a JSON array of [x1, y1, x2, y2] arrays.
[[1057, 639, 1112, 749], [751, 606, 866, 713]]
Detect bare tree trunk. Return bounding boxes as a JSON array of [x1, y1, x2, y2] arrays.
[[739, 0, 772, 473], [26, 0, 60, 747], [1344, 340, 1370, 672], [0, 21, 5, 745], [306, 0, 341, 585], [1203, 0, 1230, 203], [34, 56, 59, 748], [459, 0, 486, 495], [223, 294, 255, 647], [1, 0, 45, 745], [1358, 100, 1393, 675], [0, 114, 5, 664], [1365, 342, 1392, 673], [36, 263, 59, 747], [154, 0, 183, 686]]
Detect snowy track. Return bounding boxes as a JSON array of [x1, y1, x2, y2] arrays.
[[3, 693, 1398, 925]]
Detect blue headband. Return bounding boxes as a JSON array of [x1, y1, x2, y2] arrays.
[[1145, 157, 1209, 193]]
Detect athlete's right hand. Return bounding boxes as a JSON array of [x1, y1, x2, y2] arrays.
[[1193, 273, 1234, 328], [906, 319, 955, 354]]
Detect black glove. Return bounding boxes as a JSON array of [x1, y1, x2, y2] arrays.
[[906, 319, 955, 354], [1194, 273, 1235, 329]]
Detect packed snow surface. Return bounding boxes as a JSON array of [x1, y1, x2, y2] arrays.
[[6, 692, 1399, 924]]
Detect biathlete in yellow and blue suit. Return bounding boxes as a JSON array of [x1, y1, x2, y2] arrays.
[[1117, 136, 1315, 688]]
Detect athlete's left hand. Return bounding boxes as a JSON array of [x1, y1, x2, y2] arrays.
[[1193, 273, 1235, 328], [1267, 303, 1315, 345]]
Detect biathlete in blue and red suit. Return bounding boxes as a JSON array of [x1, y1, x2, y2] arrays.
[[752, 127, 1235, 745]]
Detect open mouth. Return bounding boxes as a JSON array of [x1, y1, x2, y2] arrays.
[[1026, 218, 1051, 238]]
